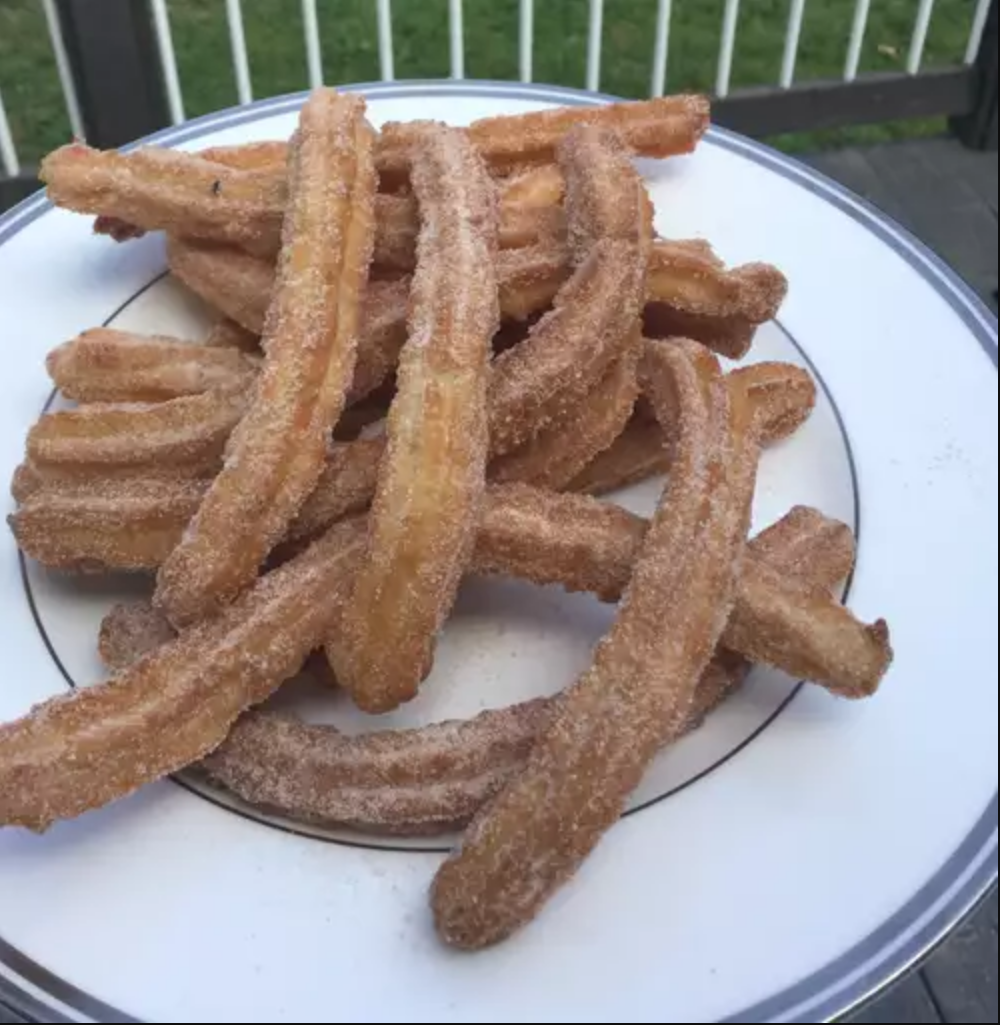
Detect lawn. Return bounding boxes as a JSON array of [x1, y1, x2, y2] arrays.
[[0, 0, 983, 167]]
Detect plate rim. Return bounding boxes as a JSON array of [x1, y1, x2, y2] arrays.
[[0, 78, 995, 1025]]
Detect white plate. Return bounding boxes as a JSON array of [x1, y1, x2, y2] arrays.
[[0, 81, 995, 1024]]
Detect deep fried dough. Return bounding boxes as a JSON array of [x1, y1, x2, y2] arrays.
[[46, 328, 260, 403], [154, 88, 378, 627], [329, 124, 499, 714], [198, 501, 857, 835], [0, 518, 367, 832], [429, 340, 763, 948]]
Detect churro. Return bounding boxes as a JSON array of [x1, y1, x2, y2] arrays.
[[488, 342, 641, 490], [17, 473, 886, 705], [10, 475, 208, 573], [154, 88, 377, 627], [41, 142, 287, 258], [569, 356, 817, 495], [378, 95, 710, 182], [0, 517, 368, 833], [487, 126, 651, 457], [203, 318, 261, 353], [166, 236, 407, 405], [46, 328, 260, 404], [429, 340, 763, 948], [329, 123, 500, 714], [24, 384, 250, 484], [10, 355, 818, 569], [198, 502, 857, 836], [84, 150, 573, 270]]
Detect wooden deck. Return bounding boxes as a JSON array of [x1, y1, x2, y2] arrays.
[[0, 137, 996, 1024]]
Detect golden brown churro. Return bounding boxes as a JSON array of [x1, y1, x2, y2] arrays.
[[9, 475, 208, 573], [16, 469, 887, 704], [329, 124, 500, 715], [488, 342, 641, 490], [378, 95, 711, 181], [569, 356, 817, 495], [166, 236, 408, 406], [429, 340, 764, 949], [9, 355, 818, 570], [567, 415, 671, 495], [488, 126, 652, 457], [25, 384, 251, 484], [0, 517, 368, 833], [203, 317, 261, 353], [198, 502, 857, 836], [41, 143, 287, 258], [46, 328, 260, 404], [154, 89, 378, 627]]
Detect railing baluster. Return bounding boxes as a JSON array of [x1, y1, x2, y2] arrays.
[[780, 0, 808, 88], [302, 0, 324, 88], [650, 0, 674, 97], [376, 0, 395, 82], [0, 88, 19, 178], [520, 0, 535, 83], [450, 0, 465, 79], [844, 0, 872, 81], [226, 0, 253, 104], [966, 0, 993, 63], [716, 0, 742, 98], [587, 0, 605, 92], [40, 0, 86, 139], [907, 0, 937, 75], [148, 0, 186, 124]]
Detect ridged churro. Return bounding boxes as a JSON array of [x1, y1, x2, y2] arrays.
[[567, 415, 671, 495], [168, 231, 785, 390], [378, 95, 711, 182], [166, 236, 408, 406], [488, 342, 641, 490], [429, 340, 764, 949], [85, 150, 571, 268], [198, 502, 857, 836], [0, 517, 368, 833], [18, 469, 885, 700], [41, 142, 287, 258], [569, 356, 817, 495], [24, 384, 250, 485], [202, 317, 261, 353], [46, 328, 260, 404], [329, 124, 500, 715], [154, 88, 378, 627], [9, 475, 208, 573], [488, 126, 652, 457], [9, 355, 818, 570]]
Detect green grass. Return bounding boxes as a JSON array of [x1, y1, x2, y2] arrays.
[[0, 0, 981, 167]]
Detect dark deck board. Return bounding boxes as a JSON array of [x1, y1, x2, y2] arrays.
[[847, 973, 944, 1023], [806, 138, 997, 305], [922, 888, 998, 1023]]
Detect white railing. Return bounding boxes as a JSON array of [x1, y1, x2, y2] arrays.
[[966, 0, 994, 62], [844, 0, 874, 82], [226, 0, 254, 105], [0, 88, 19, 177], [0, 0, 993, 178], [150, 0, 186, 124]]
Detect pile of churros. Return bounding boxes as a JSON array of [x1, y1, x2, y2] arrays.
[[1, 88, 893, 950]]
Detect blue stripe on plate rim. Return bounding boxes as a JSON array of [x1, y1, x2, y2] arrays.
[[0, 80, 995, 1025]]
